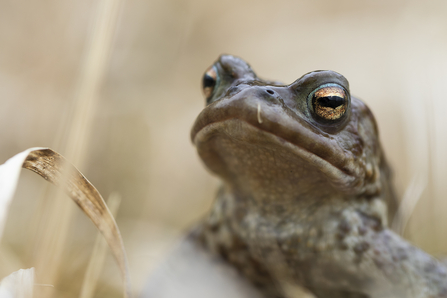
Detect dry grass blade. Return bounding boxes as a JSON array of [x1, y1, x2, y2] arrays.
[[34, 0, 124, 289], [0, 149, 36, 240], [0, 268, 35, 298], [80, 192, 122, 298], [0, 148, 131, 298], [392, 173, 427, 235]]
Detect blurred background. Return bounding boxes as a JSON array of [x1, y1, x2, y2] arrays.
[[1, 0, 447, 297]]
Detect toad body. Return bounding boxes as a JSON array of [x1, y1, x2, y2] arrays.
[[141, 55, 447, 298], [189, 55, 447, 298]]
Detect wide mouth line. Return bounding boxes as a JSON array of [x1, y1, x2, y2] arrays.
[[193, 117, 354, 181]]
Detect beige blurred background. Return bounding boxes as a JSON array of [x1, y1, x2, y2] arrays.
[[1, 0, 447, 297]]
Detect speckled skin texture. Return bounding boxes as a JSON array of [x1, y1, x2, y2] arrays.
[[191, 55, 447, 298]]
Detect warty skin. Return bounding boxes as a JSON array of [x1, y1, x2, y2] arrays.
[[190, 55, 447, 298]]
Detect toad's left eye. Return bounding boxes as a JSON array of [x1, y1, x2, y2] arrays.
[[202, 66, 219, 102], [309, 84, 348, 122]]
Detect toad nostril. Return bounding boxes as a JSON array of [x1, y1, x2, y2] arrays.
[[266, 89, 274, 95]]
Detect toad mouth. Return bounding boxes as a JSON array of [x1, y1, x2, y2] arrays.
[[191, 95, 361, 193]]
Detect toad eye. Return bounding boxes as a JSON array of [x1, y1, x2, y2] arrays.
[[202, 66, 219, 102], [309, 84, 348, 122]]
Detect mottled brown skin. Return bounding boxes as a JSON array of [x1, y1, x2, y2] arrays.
[[191, 55, 447, 298]]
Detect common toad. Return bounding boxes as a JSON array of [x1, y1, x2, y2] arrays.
[[190, 55, 447, 298]]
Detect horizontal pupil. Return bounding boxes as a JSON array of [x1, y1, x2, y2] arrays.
[[203, 74, 216, 88], [316, 96, 344, 108]]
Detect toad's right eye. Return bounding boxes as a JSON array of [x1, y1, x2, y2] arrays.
[[308, 83, 349, 123], [202, 66, 219, 102]]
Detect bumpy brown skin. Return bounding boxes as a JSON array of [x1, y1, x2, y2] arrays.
[[191, 55, 447, 298]]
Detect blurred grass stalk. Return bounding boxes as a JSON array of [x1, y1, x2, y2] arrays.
[[392, 174, 427, 236], [80, 193, 121, 298], [30, 0, 124, 296]]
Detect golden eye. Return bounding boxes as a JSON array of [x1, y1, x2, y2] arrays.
[[311, 85, 348, 121], [202, 66, 218, 101]]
